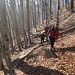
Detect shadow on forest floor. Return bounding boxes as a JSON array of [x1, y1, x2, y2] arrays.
[[54, 46, 75, 55], [16, 60, 65, 75], [59, 23, 75, 39], [2, 67, 16, 75], [58, 46, 75, 53], [13, 42, 38, 54]]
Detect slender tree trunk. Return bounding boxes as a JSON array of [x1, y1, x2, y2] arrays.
[[34, 0, 37, 32], [58, 0, 60, 10], [67, 0, 69, 8], [20, 0, 27, 48], [6, 13, 15, 53], [65, 0, 68, 9], [32, 0, 35, 28], [0, 41, 3, 70], [71, 0, 74, 12], [50, 0, 52, 19], [43, 1, 46, 21], [62, 0, 64, 7], [45, 0, 48, 26], [37, 0, 40, 23], [42, 0, 44, 23], [26, 0, 31, 45], [56, 0, 60, 27]]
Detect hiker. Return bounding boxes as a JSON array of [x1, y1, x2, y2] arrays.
[[44, 26, 49, 35], [46, 25, 59, 50], [39, 32, 45, 44], [46, 25, 54, 41]]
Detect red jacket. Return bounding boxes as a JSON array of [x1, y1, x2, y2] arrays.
[[46, 30, 59, 40]]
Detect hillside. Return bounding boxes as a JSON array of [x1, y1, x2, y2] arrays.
[[0, 6, 75, 75], [12, 10, 75, 75]]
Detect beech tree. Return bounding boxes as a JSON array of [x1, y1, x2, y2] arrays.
[[0, 0, 12, 74], [71, 0, 74, 12], [26, 0, 31, 45], [56, 0, 60, 27]]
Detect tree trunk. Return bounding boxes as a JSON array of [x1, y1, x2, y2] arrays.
[[56, 0, 60, 27], [37, 0, 40, 23], [6, 12, 15, 53], [10, 0, 22, 51], [34, 0, 37, 32], [26, 0, 31, 46], [20, 0, 27, 48], [0, 41, 3, 70], [71, 0, 74, 12], [65, 0, 68, 9], [58, 0, 60, 10], [62, 0, 64, 7], [32, 0, 35, 28], [50, 0, 52, 19], [42, 0, 44, 23], [0, 0, 12, 73], [43, 1, 46, 21], [45, 0, 48, 26]]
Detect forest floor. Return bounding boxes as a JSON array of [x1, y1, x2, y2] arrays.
[[0, 11, 75, 75], [14, 13, 75, 75]]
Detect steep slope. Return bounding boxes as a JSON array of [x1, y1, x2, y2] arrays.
[[14, 10, 75, 75]]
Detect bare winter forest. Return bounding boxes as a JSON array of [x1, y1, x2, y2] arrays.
[[0, 0, 75, 75]]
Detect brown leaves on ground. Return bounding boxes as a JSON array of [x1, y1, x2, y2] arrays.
[[14, 31, 75, 75], [14, 13, 75, 75], [1, 11, 75, 75]]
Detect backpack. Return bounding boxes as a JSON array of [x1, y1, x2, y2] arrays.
[[49, 25, 55, 33]]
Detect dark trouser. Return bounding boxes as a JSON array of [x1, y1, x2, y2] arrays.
[[41, 37, 44, 44], [49, 36, 55, 48]]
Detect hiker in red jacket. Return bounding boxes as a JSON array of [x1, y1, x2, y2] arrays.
[[46, 25, 59, 50]]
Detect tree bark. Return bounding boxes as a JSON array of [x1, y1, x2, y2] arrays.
[[0, 41, 3, 70], [34, 0, 37, 31], [0, 0, 12, 73], [37, 0, 40, 23], [10, 0, 22, 51], [71, 0, 74, 12], [62, 0, 64, 7], [6, 12, 15, 53], [50, 0, 52, 19], [56, 0, 60, 27], [45, 0, 48, 26], [26, 0, 31, 45], [42, 0, 44, 23], [20, 0, 27, 48]]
